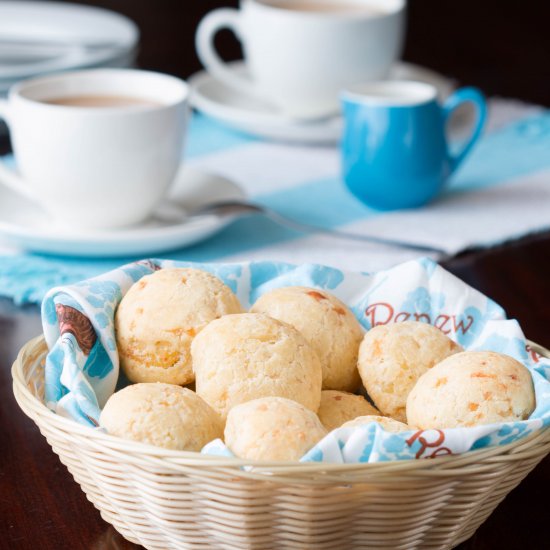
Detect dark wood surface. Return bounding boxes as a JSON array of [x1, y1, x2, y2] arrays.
[[2, 1, 550, 549]]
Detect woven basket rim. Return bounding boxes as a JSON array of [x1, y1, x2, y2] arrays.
[[12, 334, 550, 474]]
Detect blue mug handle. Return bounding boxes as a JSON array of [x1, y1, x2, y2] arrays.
[[442, 87, 487, 174]]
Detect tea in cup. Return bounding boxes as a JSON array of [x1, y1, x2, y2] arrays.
[[196, 0, 406, 120], [341, 80, 487, 210], [0, 69, 189, 230]]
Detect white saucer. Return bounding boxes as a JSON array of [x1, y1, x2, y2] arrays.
[[0, 167, 246, 258], [189, 61, 456, 145], [0, 1, 138, 92]]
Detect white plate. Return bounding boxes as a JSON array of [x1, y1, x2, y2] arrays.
[[0, 167, 246, 257], [189, 61, 456, 145], [0, 1, 138, 83]]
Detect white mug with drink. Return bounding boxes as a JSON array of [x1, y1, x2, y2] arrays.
[[0, 69, 189, 230], [196, 0, 406, 120]]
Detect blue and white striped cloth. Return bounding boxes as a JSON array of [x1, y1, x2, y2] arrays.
[[0, 97, 549, 305]]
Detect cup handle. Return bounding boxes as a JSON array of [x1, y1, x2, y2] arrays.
[[442, 87, 487, 174], [0, 100, 35, 201], [195, 8, 260, 98]]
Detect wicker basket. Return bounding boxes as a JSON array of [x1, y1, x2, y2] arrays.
[[12, 335, 550, 550]]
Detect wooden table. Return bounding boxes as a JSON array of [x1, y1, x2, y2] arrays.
[[1, 2, 549, 548]]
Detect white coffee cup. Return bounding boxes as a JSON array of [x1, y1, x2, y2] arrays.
[[0, 69, 189, 230], [196, 0, 406, 120]]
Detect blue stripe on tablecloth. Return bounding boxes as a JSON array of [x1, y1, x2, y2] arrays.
[[186, 113, 256, 158], [450, 111, 550, 192], [258, 177, 372, 225]]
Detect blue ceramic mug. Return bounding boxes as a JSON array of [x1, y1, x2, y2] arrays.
[[341, 80, 487, 210]]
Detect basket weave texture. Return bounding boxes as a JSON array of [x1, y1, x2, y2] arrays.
[[12, 336, 550, 550]]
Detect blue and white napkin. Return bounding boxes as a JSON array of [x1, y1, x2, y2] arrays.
[[42, 257, 550, 462]]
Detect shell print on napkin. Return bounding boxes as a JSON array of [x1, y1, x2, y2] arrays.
[[136, 259, 162, 272], [55, 304, 97, 355]]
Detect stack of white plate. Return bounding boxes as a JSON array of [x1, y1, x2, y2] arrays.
[[0, 1, 139, 97]]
